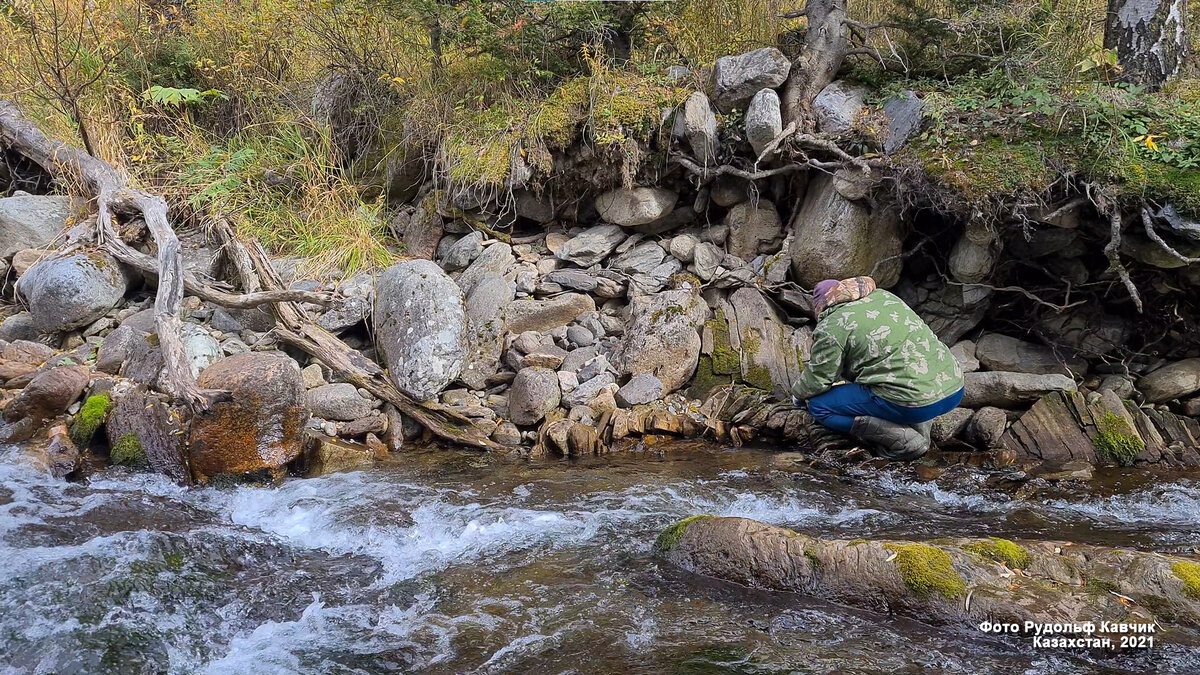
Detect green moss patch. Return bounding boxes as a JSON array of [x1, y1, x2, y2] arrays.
[[963, 537, 1030, 569], [110, 433, 148, 468], [69, 393, 113, 447], [884, 543, 966, 599], [654, 515, 715, 553], [1092, 411, 1143, 467], [1171, 561, 1200, 599]]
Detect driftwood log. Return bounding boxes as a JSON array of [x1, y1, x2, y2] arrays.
[[658, 516, 1200, 647]]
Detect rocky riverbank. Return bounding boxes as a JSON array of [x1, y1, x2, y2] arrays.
[[3, 45, 1200, 485]]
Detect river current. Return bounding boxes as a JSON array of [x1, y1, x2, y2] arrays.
[[2, 443, 1200, 673]]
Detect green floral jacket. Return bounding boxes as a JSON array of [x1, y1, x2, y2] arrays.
[[791, 289, 964, 406]]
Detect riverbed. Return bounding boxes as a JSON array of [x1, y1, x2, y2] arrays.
[[3, 444, 1200, 673]]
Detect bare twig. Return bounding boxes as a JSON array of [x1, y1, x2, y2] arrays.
[[1142, 207, 1200, 265]]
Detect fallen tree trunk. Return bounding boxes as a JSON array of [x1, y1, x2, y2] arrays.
[[0, 100, 211, 408], [657, 516, 1200, 647]]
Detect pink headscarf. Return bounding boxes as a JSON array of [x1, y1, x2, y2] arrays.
[[813, 277, 877, 314]]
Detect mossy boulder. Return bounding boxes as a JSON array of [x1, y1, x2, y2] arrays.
[[110, 433, 148, 468], [962, 537, 1031, 569], [188, 353, 309, 483], [883, 543, 965, 599]]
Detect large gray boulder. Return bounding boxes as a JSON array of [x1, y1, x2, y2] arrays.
[[724, 200, 783, 262], [788, 174, 902, 288], [724, 287, 811, 400], [680, 92, 719, 165], [745, 89, 782, 156], [555, 225, 627, 267], [616, 374, 664, 407], [374, 259, 468, 401], [508, 367, 561, 426], [961, 371, 1076, 408], [16, 251, 129, 333], [460, 273, 513, 390], [0, 195, 73, 259], [975, 333, 1087, 377], [812, 80, 868, 134], [595, 187, 678, 227], [710, 47, 791, 112], [617, 287, 708, 393], [1139, 359, 1200, 403]]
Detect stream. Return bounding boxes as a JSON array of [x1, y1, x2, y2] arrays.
[[3, 443, 1200, 674]]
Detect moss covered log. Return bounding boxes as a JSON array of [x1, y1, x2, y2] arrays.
[[656, 516, 1200, 646]]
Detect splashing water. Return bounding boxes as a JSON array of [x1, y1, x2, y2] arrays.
[[2, 445, 1199, 673]]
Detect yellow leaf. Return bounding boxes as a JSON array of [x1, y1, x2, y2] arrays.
[[1146, 137, 1159, 152]]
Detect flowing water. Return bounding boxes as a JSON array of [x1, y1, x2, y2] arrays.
[[3, 442, 1200, 674]]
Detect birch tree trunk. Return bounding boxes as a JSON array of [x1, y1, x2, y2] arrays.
[[1104, 0, 1189, 88]]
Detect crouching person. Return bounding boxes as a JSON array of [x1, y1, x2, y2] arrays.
[[791, 277, 964, 460]]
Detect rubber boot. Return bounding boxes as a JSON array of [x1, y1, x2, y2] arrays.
[[849, 417, 932, 461], [806, 419, 867, 459]]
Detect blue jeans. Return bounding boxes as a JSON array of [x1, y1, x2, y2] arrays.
[[807, 384, 965, 433]]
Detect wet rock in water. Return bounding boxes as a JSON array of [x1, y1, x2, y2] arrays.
[[788, 173, 902, 288], [655, 516, 1200, 644], [106, 385, 190, 483], [555, 225, 627, 267], [999, 388, 1200, 467], [931, 408, 972, 443], [507, 367, 561, 426], [440, 231, 484, 271], [616, 374, 664, 408], [680, 91, 719, 165], [308, 383, 378, 421], [375, 259, 468, 401], [961, 371, 1076, 408], [964, 406, 1008, 448], [457, 243, 515, 296], [595, 187, 678, 227], [503, 294, 596, 334], [813, 80, 868, 135], [492, 421, 522, 446], [3, 363, 89, 431], [745, 89, 782, 155], [975, 333, 1086, 377], [1138, 359, 1200, 403], [301, 432, 375, 478], [189, 353, 309, 483], [20, 422, 79, 478], [0, 195, 73, 259], [16, 252, 129, 333], [617, 287, 708, 394], [724, 200, 783, 262], [710, 47, 791, 112]]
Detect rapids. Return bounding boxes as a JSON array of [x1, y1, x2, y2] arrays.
[[2, 444, 1200, 673]]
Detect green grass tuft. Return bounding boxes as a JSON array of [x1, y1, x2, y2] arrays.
[[110, 433, 148, 468], [1092, 411, 1144, 467], [69, 393, 113, 447]]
